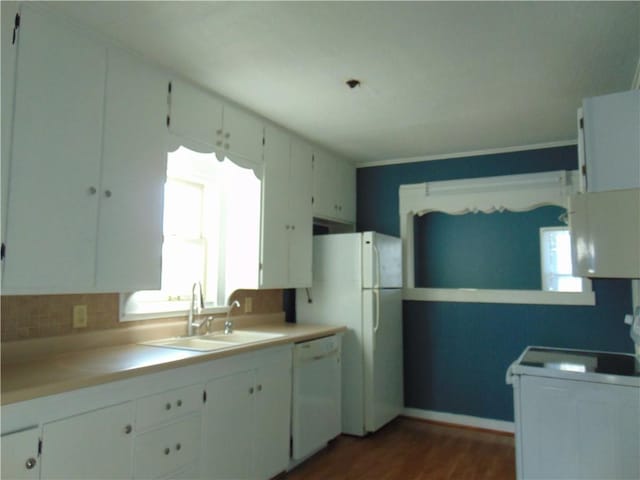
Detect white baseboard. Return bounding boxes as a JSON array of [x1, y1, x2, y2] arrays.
[[403, 407, 515, 434]]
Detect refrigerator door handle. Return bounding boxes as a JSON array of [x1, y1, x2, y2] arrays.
[[372, 243, 381, 289], [372, 288, 380, 352]]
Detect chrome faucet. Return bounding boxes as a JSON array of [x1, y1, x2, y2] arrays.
[[187, 282, 206, 336], [225, 300, 241, 334]]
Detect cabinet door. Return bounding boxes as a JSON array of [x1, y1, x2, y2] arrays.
[[288, 138, 313, 287], [96, 48, 167, 291], [40, 402, 134, 479], [223, 103, 264, 164], [260, 125, 290, 288], [204, 371, 254, 480], [570, 190, 640, 278], [335, 158, 356, 223], [583, 90, 640, 192], [312, 149, 338, 220], [169, 78, 223, 149], [1, 2, 19, 260], [1, 427, 40, 479], [3, 5, 106, 291], [253, 350, 292, 480]]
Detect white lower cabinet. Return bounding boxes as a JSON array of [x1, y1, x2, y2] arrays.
[[1, 427, 40, 479], [204, 347, 293, 480], [40, 402, 134, 479], [1, 344, 294, 480]]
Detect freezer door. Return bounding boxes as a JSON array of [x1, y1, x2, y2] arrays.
[[362, 232, 402, 289], [362, 288, 404, 433]]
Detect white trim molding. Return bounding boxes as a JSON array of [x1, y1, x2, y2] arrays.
[[403, 408, 515, 434], [357, 139, 577, 169], [403, 287, 595, 306]]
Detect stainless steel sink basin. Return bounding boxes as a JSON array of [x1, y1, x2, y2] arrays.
[[203, 330, 284, 344], [140, 337, 235, 352]]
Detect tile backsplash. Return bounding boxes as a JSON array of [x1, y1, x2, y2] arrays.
[[1, 289, 283, 342]]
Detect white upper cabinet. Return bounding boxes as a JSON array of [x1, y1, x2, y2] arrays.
[[579, 90, 640, 192], [2, 5, 167, 294], [3, 5, 107, 291], [569, 189, 640, 278], [312, 149, 356, 224], [168, 78, 223, 149], [261, 125, 312, 288], [1, 2, 19, 265], [168, 78, 263, 165], [96, 49, 168, 292]]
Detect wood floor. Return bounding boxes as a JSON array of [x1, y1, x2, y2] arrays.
[[284, 417, 516, 480]]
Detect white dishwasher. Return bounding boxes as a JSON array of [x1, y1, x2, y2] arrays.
[[292, 335, 342, 461]]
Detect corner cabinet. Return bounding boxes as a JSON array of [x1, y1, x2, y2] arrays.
[[578, 90, 640, 193], [2, 5, 167, 294], [261, 125, 313, 288], [312, 149, 356, 224], [569, 189, 640, 278]]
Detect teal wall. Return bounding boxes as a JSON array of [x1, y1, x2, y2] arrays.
[[356, 145, 634, 422]]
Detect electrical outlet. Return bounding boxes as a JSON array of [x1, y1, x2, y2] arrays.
[[244, 297, 253, 313], [73, 305, 88, 328]]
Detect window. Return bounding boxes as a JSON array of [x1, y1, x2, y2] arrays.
[[121, 146, 261, 320], [540, 227, 583, 292]]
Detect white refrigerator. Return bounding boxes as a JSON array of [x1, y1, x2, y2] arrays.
[[296, 232, 403, 436]]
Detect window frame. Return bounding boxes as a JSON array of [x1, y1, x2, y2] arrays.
[[399, 170, 595, 305]]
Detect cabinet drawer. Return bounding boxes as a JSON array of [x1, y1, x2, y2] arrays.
[[134, 414, 201, 479], [136, 384, 203, 430]]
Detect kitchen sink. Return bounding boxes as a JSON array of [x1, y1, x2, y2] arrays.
[[140, 337, 235, 352], [203, 330, 284, 344], [140, 330, 284, 352]]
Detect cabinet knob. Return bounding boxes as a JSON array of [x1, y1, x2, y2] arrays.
[[25, 458, 36, 470], [124, 424, 132, 434], [104, 189, 112, 198], [257, 384, 262, 392], [88, 186, 97, 195], [224, 132, 231, 139], [249, 387, 254, 394], [216, 141, 223, 147], [164, 447, 170, 455], [176, 443, 182, 451], [176, 399, 182, 407], [165, 402, 172, 410], [216, 129, 223, 135], [224, 143, 230, 149], [291, 225, 295, 230], [285, 225, 290, 230]]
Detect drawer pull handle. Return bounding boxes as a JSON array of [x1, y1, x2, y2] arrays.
[[124, 424, 132, 435], [25, 458, 36, 470], [165, 403, 172, 410], [176, 399, 182, 407], [164, 447, 170, 455], [176, 443, 182, 451]]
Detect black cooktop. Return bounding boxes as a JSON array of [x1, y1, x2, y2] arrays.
[[520, 347, 640, 377]]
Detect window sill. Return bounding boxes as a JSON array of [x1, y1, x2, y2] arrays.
[[120, 304, 230, 322], [403, 287, 596, 306]]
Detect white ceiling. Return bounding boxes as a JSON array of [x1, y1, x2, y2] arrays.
[[42, 1, 639, 165]]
